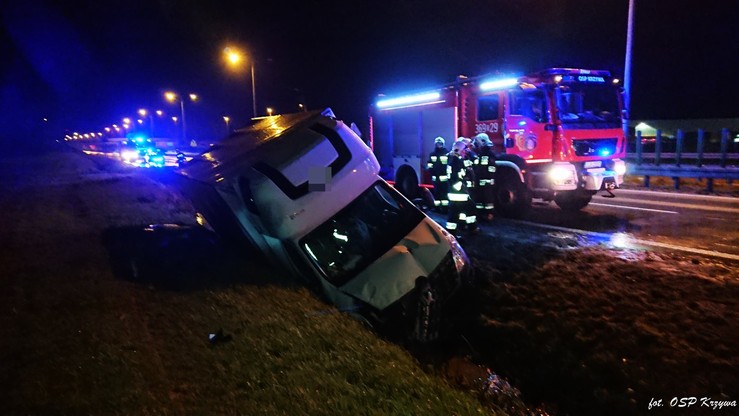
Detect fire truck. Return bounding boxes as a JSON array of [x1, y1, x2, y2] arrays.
[[369, 68, 628, 216]]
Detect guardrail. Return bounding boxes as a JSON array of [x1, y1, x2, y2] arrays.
[[626, 128, 739, 191]]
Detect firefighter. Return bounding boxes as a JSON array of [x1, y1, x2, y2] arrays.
[[472, 133, 496, 221], [460, 137, 479, 214], [445, 139, 479, 234], [426, 136, 449, 210]]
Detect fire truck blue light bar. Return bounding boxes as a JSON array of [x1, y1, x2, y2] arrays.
[[479, 78, 519, 91], [376, 91, 441, 109]]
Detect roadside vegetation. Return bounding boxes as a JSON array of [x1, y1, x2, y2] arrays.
[[0, 148, 514, 415]]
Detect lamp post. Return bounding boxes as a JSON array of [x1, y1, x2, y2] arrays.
[[223, 116, 231, 135], [224, 46, 257, 119], [138, 108, 154, 136], [165, 91, 197, 146], [623, 0, 635, 138]]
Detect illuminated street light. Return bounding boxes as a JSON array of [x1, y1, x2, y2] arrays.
[[156, 110, 163, 116], [122, 117, 131, 125], [267, 107, 273, 116], [223, 46, 257, 119], [138, 108, 155, 134], [165, 91, 198, 145], [223, 116, 231, 135]]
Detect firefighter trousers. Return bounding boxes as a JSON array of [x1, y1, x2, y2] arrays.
[[445, 192, 478, 232]]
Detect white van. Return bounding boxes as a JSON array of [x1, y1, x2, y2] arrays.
[[175, 109, 472, 342]]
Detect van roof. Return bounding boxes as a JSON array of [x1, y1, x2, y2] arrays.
[[178, 109, 333, 185]]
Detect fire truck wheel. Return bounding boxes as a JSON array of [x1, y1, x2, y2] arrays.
[[554, 190, 593, 211], [494, 170, 531, 218]]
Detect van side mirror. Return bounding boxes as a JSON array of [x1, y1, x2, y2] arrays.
[[350, 122, 362, 138]]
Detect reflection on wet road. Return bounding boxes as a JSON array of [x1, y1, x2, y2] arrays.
[[428, 188, 739, 261]]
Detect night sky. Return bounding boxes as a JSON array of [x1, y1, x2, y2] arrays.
[[1, 0, 737, 145]]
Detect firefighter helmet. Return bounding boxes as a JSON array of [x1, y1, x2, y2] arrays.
[[474, 133, 493, 147], [452, 139, 467, 153], [434, 136, 445, 146]]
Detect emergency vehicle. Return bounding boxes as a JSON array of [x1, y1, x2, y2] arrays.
[[369, 68, 628, 215]]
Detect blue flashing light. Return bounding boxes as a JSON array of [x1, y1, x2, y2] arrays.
[[376, 91, 442, 109], [600, 149, 611, 156], [518, 120, 527, 126], [479, 78, 519, 91]]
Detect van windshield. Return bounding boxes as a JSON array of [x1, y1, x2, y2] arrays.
[[300, 181, 424, 286]]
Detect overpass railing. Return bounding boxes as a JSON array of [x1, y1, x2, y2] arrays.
[[625, 128, 739, 191]]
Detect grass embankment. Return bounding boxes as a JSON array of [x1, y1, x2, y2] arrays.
[[0, 149, 499, 415]]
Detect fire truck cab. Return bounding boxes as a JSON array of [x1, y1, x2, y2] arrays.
[[370, 68, 628, 215]]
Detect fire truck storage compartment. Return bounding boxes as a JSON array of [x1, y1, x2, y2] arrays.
[[373, 107, 456, 182]]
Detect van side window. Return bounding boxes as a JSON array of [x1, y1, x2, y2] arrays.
[[477, 95, 499, 121]]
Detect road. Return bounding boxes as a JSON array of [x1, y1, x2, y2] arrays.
[[428, 188, 739, 261], [80, 146, 738, 261]]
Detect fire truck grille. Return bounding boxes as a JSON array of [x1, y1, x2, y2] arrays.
[[572, 138, 618, 157]]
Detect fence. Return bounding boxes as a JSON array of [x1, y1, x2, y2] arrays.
[[626, 128, 739, 191]]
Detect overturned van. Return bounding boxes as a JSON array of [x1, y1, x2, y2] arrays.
[[174, 108, 472, 343]]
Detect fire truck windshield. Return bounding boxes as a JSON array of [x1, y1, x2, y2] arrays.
[[554, 83, 621, 127]]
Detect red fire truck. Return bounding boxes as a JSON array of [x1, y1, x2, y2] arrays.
[[368, 68, 627, 216]]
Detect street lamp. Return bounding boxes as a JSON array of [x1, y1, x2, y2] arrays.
[[138, 108, 154, 135], [266, 107, 273, 116], [223, 46, 257, 119], [164, 91, 197, 146], [223, 116, 231, 135]]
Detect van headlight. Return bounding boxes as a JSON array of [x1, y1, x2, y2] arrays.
[[440, 227, 469, 273], [121, 149, 139, 161]]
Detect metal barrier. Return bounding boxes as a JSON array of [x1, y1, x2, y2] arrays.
[[626, 128, 739, 191]]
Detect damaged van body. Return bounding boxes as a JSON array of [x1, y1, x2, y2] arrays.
[[174, 109, 472, 343]]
